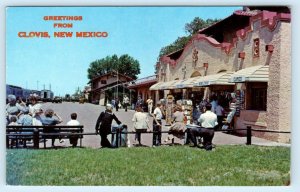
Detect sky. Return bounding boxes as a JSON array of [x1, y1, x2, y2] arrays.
[[6, 6, 241, 96]]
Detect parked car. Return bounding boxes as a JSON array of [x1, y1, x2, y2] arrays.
[[52, 96, 63, 103]]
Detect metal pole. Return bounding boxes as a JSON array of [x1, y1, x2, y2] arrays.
[[246, 126, 252, 145], [117, 71, 119, 99], [116, 128, 119, 148], [33, 129, 39, 149]]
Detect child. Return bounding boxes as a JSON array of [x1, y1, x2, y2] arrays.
[[67, 113, 80, 147], [8, 116, 19, 126]]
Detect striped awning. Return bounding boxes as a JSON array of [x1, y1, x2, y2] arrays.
[[149, 80, 180, 90], [149, 82, 164, 90], [194, 72, 235, 87], [171, 77, 200, 89], [229, 65, 269, 82]]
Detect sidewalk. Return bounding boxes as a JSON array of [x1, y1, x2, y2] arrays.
[[213, 132, 291, 147]]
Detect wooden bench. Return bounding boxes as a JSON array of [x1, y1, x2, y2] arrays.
[[6, 125, 84, 149]]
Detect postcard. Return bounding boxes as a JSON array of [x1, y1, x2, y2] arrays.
[[3, 3, 297, 192]]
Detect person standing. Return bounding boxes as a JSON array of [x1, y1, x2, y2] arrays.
[[95, 104, 122, 148], [146, 97, 153, 114], [152, 103, 163, 146], [190, 104, 217, 150], [123, 95, 130, 112], [132, 106, 150, 146], [215, 102, 225, 130], [115, 98, 119, 112]]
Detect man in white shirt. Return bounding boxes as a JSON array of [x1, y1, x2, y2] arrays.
[[152, 103, 163, 146], [190, 104, 217, 150], [67, 113, 80, 147]]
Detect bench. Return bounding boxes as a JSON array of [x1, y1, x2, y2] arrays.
[[6, 125, 84, 149]]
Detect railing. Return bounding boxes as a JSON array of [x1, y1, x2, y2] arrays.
[[6, 125, 291, 149], [111, 126, 291, 148]]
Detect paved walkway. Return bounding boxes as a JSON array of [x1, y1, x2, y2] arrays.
[[36, 102, 290, 149]]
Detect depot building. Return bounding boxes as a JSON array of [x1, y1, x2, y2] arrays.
[[150, 6, 291, 143]]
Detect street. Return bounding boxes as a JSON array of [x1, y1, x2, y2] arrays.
[[42, 101, 160, 148], [40, 102, 289, 149]]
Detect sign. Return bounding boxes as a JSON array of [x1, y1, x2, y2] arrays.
[[231, 76, 246, 83], [198, 81, 209, 86], [176, 84, 184, 88]]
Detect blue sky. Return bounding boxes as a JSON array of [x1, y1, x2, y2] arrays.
[[6, 6, 241, 96]]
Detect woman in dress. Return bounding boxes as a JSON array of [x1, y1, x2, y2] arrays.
[[164, 105, 186, 144], [132, 106, 150, 146]]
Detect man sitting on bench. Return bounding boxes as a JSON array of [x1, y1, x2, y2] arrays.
[[189, 104, 217, 151]]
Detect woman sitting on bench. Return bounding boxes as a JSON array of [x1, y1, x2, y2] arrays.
[[41, 108, 63, 147]]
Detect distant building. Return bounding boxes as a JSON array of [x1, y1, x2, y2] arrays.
[[127, 75, 157, 106], [83, 85, 91, 102], [90, 71, 133, 105], [40, 89, 54, 101]]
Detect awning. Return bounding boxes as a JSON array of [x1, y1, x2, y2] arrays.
[[149, 82, 165, 90], [159, 80, 180, 90], [171, 77, 200, 89], [194, 72, 235, 87], [149, 80, 180, 90], [229, 65, 269, 82]]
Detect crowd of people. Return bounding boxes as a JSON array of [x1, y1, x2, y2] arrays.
[[6, 94, 80, 147], [94, 94, 237, 151], [6, 92, 236, 151]]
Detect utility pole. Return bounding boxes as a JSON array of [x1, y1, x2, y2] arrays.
[[117, 70, 119, 99]]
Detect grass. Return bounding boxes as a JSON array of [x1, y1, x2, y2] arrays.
[[6, 145, 290, 186]]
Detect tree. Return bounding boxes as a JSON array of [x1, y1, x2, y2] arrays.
[[184, 17, 221, 35], [87, 54, 140, 80], [158, 17, 221, 57], [118, 54, 140, 79], [159, 36, 192, 57]]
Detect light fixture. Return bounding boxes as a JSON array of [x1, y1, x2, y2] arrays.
[[265, 45, 274, 52], [203, 63, 208, 68], [238, 52, 245, 59]]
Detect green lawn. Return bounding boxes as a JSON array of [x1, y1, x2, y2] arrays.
[[6, 145, 290, 186]]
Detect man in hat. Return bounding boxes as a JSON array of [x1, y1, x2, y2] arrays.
[[95, 104, 122, 148]]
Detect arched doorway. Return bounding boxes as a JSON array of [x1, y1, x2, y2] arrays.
[[190, 71, 201, 77], [217, 69, 227, 73]]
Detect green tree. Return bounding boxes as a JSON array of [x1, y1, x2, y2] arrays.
[[184, 17, 221, 35], [159, 17, 221, 57], [87, 54, 140, 80], [159, 36, 191, 57], [118, 54, 140, 79]]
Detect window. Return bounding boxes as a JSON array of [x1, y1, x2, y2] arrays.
[[252, 88, 267, 110], [100, 80, 107, 84], [246, 82, 267, 111]]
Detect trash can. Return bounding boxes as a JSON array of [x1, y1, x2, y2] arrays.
[[111, 124, 128, 147]]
